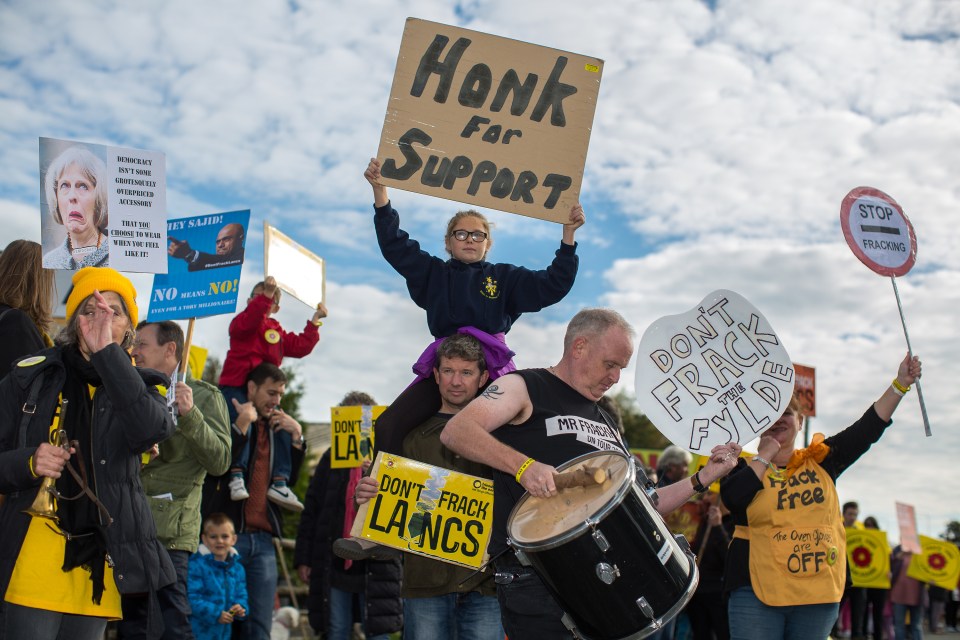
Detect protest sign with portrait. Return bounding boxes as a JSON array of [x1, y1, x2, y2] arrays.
[[377, 18, 603, 223], [40, 136, 167, 272], [147, 210, 250, 321]]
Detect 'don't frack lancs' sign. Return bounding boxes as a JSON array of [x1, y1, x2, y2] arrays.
[[377, 18, 604, 223]]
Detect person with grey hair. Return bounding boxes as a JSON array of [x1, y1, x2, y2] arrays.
[[441, 308, 742, 638], [0, 267, 175, 639], [42, 146, 110, 269], [657, 445, 694, 487]]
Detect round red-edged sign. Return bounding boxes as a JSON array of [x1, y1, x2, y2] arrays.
[[840, 186, 917, 277]]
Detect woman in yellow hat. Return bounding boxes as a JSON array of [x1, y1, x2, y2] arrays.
[[0, 266, 175, 640]]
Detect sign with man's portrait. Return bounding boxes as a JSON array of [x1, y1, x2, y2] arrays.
[[147, 210, 250, 321]]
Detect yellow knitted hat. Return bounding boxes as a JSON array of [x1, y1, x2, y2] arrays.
[[65, 267, 139, 326]]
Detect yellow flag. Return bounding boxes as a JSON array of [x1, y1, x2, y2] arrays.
[[846, 528, 891, 588], [187, 345, 208, 380], [907, 535, 960, 590]]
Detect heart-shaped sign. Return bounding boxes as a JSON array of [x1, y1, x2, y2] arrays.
[[634, 289, 795, 453]]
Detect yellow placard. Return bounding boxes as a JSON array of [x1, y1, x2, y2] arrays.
[[356, 452, 494, 568], [329, 405, 386, 469], [847, 528, 891, 588], [187, 344, 208, 380], [907, 534, 960, 590]]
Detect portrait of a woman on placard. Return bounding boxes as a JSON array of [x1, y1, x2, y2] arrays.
[[41, 144, 110, 269]]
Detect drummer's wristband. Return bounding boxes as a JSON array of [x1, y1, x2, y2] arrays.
[[515, 457, 535, 483], [692, 471, 708, 493], [891, 378, 911, 395]]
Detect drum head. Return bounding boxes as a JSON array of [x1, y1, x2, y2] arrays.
[[509, 451, 633, 546]]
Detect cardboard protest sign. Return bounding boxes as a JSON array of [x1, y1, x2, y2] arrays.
[[264, 223, 326, 308], [330, 405, 386, 469], [907, 535, 960, 590], [147, 210, 250, 321], [847, 528, 891, 588], [895, 502, 922, 554], [377, 18, 603, 223], [352, 452, 494, 568], [635, 290, 795, 453], [841, 186, 917, 277], [40, 137, 167, 272]]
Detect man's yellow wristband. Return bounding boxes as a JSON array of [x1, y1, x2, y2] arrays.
[[891, 378, 911, 395], [515, 457, 535, 483]]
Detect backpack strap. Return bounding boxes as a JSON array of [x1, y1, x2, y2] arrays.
[[18, 374, 45, 450]]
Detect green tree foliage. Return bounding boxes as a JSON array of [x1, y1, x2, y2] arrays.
[[941, 520, 960, 544], [609, 389, 670, 450], [201, 355, 221, 385]]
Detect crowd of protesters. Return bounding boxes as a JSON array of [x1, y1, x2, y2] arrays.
[[0, 156, 946, 640]]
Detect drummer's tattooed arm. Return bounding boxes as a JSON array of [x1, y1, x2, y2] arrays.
[[480, 385, 504, 401]]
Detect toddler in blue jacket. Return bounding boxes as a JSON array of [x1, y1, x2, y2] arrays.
[[188, 513, 249, 640]]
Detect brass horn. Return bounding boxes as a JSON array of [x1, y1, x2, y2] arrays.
[[23, 401, 69, 522]]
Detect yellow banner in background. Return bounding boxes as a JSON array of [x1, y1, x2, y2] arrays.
[[329, 405, 386, 469], [908, 535, 960, 590], [187, 344, 208, 379], [356, 452, 494, 568], [847, 528, 891, 588]]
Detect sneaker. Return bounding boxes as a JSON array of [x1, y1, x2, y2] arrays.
[[267, 484, 304, 512], [332, 536, 401, 561], [229, 475, 249, 501]]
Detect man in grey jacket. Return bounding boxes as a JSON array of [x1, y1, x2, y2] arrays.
[[121, 320, 232, 639]]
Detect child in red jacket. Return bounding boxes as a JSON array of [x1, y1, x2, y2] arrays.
[[219, 276, 326, 511]]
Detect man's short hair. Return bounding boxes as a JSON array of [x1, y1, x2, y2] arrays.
[[202, 512, 235, 534], [842, 501, 859, 513], [247, 362, 286, 387], [136, 320, 185, 362], [564, 308, 635, 352], [435, 333, 487, 372], [339, 391, 377, 406]]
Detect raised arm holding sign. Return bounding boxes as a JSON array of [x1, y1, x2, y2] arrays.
[[366, 156, 584, 460], [840, 186, 930, 436]]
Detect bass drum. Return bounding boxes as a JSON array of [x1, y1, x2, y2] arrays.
[[507, 450, 698, 639]]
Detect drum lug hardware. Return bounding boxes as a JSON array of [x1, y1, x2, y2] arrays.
[[595, 561, 620, 585], [514, 549, 531, 567], [636, 596, 657, 624], [591, 528, 611, 552]]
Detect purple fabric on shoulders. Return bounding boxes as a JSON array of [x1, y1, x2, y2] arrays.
[[410, 326, 516, 387]]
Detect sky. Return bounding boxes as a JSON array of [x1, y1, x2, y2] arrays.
[[1, 0, 958, 539]]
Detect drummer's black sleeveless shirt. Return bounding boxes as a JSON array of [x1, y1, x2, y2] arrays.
[[489, 368, 628, 556]]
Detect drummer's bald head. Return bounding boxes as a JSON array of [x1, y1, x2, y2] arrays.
[[563, 308, 635, 354]]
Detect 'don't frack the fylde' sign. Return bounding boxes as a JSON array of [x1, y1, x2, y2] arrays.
[[377, 18, 604, 223]]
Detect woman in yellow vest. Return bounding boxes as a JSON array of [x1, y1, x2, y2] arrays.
[[720, 352, 921, 640]]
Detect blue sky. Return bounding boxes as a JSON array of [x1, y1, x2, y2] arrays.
[[2, 0, 958, 537]]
